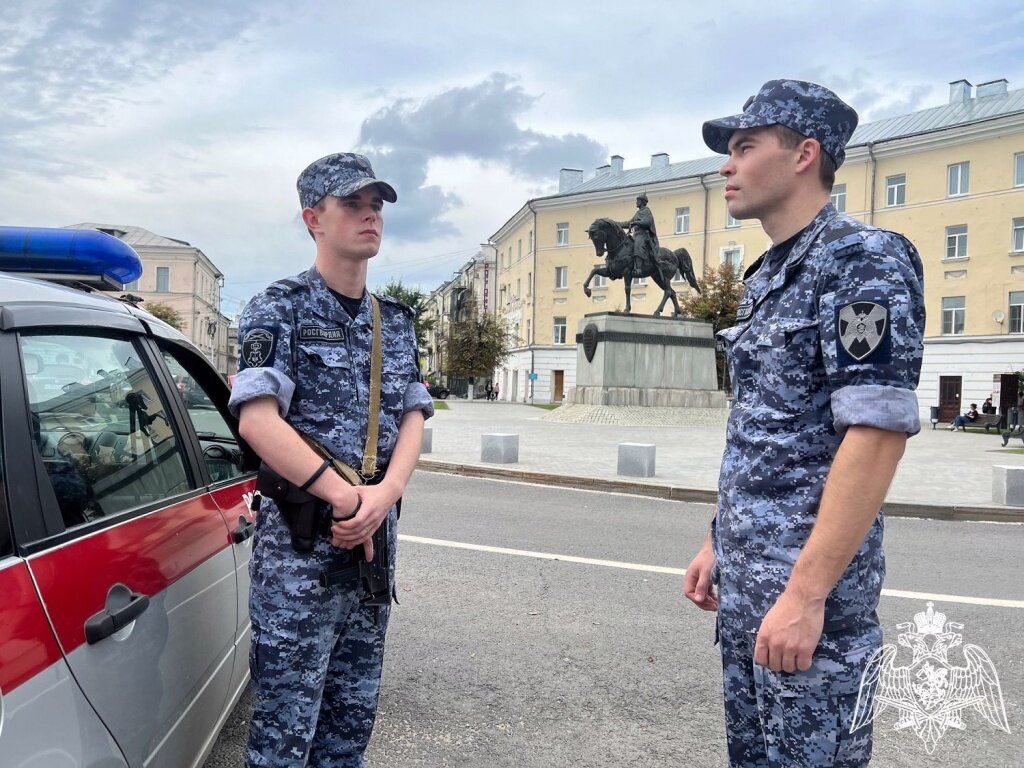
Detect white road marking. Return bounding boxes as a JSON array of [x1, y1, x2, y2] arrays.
[[399, 534, 1024, 609]]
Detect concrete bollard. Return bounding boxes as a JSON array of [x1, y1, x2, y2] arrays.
[[421, 427, 432, 454], [993, 465, 1024, 506], [482, 433, 519, 463], [618, 443, 656, 478]]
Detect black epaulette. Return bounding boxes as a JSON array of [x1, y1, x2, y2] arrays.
[[265, 274, 306, 296], [375, 293, 415, 318]]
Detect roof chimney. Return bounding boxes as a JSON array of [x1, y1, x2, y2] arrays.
[[949, 79, 973, 105], [651, 152, 669, 168], [610, 155, 624, 174], [559, 168, 584, 192], [977, 78, 1008, 98], [596, 164, 610, 176]]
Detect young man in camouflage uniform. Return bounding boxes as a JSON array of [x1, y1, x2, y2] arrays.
[[229, 153, 433, 767], [683, 81, 925, 766]]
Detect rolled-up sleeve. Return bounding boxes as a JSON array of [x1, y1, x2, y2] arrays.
[[399, 322, 433, 420], [228, 293, 296, 419], [818, 233, 925, 436]]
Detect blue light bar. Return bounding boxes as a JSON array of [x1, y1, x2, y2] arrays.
[[0, 226, 143, 289]]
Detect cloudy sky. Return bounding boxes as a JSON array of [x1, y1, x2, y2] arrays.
[[3, 0, 1024, 313]]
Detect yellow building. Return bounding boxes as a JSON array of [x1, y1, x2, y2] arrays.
[[488, 78, 1024, 418]]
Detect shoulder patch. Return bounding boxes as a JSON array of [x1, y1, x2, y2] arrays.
[[375, 293, 415, 317], [239, 327, 278, 370], [837, 300, 890, 365]]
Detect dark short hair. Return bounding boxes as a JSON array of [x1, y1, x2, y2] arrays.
[[770, 125, 835, 191]]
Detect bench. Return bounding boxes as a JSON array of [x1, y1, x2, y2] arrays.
[[953, 413, 1002, 432]]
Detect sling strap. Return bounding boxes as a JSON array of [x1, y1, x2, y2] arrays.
[[298, 292, 383, 484]]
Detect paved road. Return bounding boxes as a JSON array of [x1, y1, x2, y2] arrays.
[[205, 473, 1024, 767]]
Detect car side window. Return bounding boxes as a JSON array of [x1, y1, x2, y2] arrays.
[[20, 333, 190, 528], [161, 349, 247, 483]]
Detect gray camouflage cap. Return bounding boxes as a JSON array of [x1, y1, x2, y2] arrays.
[[702, 79, 858, 168], [296, 152, 397, 209]]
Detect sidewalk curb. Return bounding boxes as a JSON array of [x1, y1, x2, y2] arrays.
[[416, 459, 1024, 523]]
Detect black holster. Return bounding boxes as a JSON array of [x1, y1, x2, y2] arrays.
[[255, 462, 326, 553]]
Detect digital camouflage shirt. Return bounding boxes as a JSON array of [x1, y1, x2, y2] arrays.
[[713, 203, 925, 634]]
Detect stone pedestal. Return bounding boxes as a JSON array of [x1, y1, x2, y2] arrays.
[[566, 312, 726, 407], [993, 465, 1024, 506], [618, 443, 656, 477], [482, 433, 519, 463]]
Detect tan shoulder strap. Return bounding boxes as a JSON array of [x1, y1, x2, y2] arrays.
[[361, 294, 382, 479]]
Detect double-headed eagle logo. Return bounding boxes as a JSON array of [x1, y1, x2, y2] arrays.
[[852, 602, 1011, 754]]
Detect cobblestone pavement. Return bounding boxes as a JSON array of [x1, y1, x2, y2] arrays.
[[421, 400, 1024, 515]]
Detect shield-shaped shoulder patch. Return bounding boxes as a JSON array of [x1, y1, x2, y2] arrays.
[[838, 302, 888, 362], [240, 328, 276, 369]]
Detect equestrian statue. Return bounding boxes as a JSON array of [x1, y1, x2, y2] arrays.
[[583, 193, 701, 316]]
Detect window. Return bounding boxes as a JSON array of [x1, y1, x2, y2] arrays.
[[592, 273, 608, 288], [1013, 218, 1024, 252], [528, 230, 534, 253], [1010, 291, 1024, 334], [516, 278, 521, 297], [556, 223, 569, 246], [722, 247, 743, 270], [886, 174, 905, 207], [527, 271, 532, 295], [156, 266, 170, 293], [525, 320, 531, 344], [941, 296, 965, 335], [830, 183, 847, 213], [517, 239, 522, 260], [631, 277, 647, 286], [553, 317, 567, 345], [123, 278, 139, 291], [21, 333, 189, 527], [674, 207, 690, 234], [945, 225, 968, 260], [555, 266, 567, 289], [726, 210, 740, 228], [161, 349, 246, 483], [947, 162, 970, 197], [1016, 153, 1024, 187]]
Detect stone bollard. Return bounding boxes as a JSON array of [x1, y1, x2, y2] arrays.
[[482, 433, 519, 463], [992, 465, 1024, 506], [618, 443, 656, 478], [421, 427, 432, 454]]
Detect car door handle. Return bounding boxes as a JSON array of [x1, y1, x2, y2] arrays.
[[233, 515, 256, 543], [84, 584, 150, 645]]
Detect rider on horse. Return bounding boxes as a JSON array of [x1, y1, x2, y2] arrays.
[[617, 193, 660, 275]]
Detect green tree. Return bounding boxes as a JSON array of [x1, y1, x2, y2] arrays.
[[145, 301, 184, 331], [442, 313, 511, 379], [679, 262, 745, 389], [377, 279, 434, 350]]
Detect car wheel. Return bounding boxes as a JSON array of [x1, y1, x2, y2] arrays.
[[438, 390, 449, 400]]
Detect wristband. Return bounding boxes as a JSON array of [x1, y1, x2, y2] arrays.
[[332, 495, 362, 522], [299, 458, 332, 491]]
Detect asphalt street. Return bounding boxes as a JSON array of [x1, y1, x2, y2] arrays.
[[205, 473, 1024, 767]]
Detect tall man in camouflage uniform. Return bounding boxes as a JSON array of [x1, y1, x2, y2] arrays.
[[617, 193, 659, 275], [229, 153, 433, 767], [683, 81, 925, 766]]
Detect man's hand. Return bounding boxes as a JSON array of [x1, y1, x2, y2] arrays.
[[329, 482, 400, 561], [753, 590, 825, 673], [683, 540, 718, 611]]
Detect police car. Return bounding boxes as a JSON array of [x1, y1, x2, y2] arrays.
[[0, 227, 257, 767]]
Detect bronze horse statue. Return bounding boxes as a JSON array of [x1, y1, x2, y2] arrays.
[[584, 217, 701, 315]]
